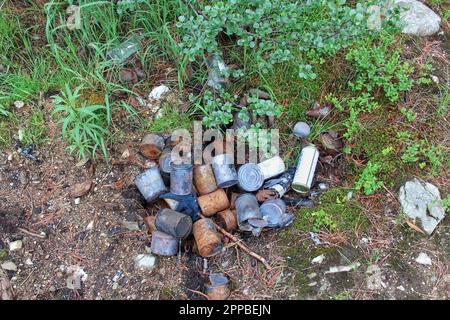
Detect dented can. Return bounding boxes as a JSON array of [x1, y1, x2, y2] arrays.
[[135, 167, 167, 203], [155, 208, 193, 239], [238, 156, 286, 192], [292, 144, 319, 193], [211, 154, 238, 188], [193, 218, 223, 257], [235, 193, 262, 230], [217, 209, 237, 232], [170, 162, 193, 196], [150, 230, 178, 256], [193, 164, 218, 195], [262, 167, 296, 198], [260, 199, 287, 228], [140, 134, 165, 159], [197, 189, 230, 217]]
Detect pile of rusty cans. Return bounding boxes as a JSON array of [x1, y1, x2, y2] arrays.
[[134, 132, 320, 257]]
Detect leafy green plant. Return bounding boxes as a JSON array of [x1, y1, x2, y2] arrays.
[[51, 85, 111, 160], [355, 161, 383, 195], [308, 209, 336, 232]]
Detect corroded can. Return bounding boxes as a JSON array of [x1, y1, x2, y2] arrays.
[[229, 192, 239, 210], [193, 218, 223, 257], [155, 208, 193, 239], [159, 147, 172, 185], [140, 134, 165, 159], [292, 144, 319, 193], [135, 167, 167, 203], [150, 230, 178, 256], [235, 193, 262, 230], [170, 162, 193, 196], [193, 164, 218, 195], [217, 209, 237, 232], [238, 156, 286, 192], [144, 216, 156, 233], [205, 273, 230, 300], [197, 189, 230, 217], [260, 199, 287, 228], [211, 154, 238, 188]]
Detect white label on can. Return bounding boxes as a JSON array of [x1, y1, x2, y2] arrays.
[[258, 156, 286, 180], [271, 184, 287, 197], [293, 145, 319, 191]]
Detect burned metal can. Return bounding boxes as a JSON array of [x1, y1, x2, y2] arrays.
[[155, 208, 193, 239], [211, 154, 238, 188], [205, 273, 230, 300], [197, 189, 230, 217], [292, 144, 319, 193], [193, 164, 218, 196], [217, 209, 237, 232], [262, 167, 296, 198], [170, 162, 193, 196], [193, 218, 223, 257], [140, 134, 165, 159], [135, 167, 167, 203], [150, 230, 178, 256], [260, 199, 287, 228], [235, 193, 263, 230], [238, 156, 286, 192]]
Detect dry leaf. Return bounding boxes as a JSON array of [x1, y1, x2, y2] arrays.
[[69, 180, 93, 198], [406, 220, 425, 234]]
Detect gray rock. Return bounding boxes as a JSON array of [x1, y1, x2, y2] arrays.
[[122, 220, 140, 231], [9, 240, 23, 251], [293, 122, 311, 138], [366, 264, 385, 290], [415, 252, 432, 265], [134, 254, 156, 270], [394, 0, 441, 36], [1, 261, 17, 272], [399, 179, 445, 235]]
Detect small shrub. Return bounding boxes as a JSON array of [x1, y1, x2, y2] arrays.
[[355, 161, 384, 195]]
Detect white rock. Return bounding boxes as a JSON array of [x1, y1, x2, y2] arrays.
[[7, 153, 13, 161], [394, 0, 441, 36], [134, 254, 156, 270], [86, 220, 94, 231], [25, 258, 33, 266], [325, 262, 361, 274], [14, 101, 24, 109], [148, 85, 170, 100], [74, 198, 81, 205], [430, 75, 439, 84], [1, 261, 17, 271], [311, 254, 325, 265], [415, 252, 432, 265], [9, 240, 23, 251], [399, 179, 445, 234], [397, 285, 406, 291]]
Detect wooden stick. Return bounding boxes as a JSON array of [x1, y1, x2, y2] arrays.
[[212, 221, 272, 270], [18, 227, 47, 239]]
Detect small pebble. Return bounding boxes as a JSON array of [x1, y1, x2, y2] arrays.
[[9, 240, 23, 251], [74, 198, 81, 205]]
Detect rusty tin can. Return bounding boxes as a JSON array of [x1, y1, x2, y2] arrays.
[[197, 189, 230, 217], [144, 216, 156, 233], [150, 230, 178, 256], [260, 199, 287, 228], [193, 218, 223, 257], [135, 167, 167, 203], [205, 273, 230, 300], [140, 134, 165, 159], [193, 164, 218, 195], [155, 208, 193, 239], [217, 209, 237, 232], [235, 193, 262, 230], [211, 154, 238, 188], [292, 144, 319, 193], [170, 162, 193, 196]]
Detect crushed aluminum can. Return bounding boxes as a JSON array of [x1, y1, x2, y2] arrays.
[[262, 167, 296, 198], [292, 144, 319, 193], [211, 154, 238, 188], [140, 134, 165, 159], [155, 208, 193, 239], [193, 164, 218, 196], [260, 199, 294, 228], [197, 189, 230, 217], [170, 163, 193, 196], [235, 193, 265, 231], [205, 273, 230, 300], [217, 209, 237, 232], [193, 218, 223, 258], [135, 167, 167, 203], [150, 230, 178, 256], [238, 156, 286, 192]]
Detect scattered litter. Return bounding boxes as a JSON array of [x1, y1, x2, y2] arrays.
[[399, 179, 445, 235], [415, 252, 432, 266], [205, 273, 230, 300], [134, 254, 156, 270], [206, 55, 229, 90], [107, 35, 142, 64], [150, 230, 178, 256], [311, 254, 325, 265], [325, 262, 361, 274], [66, 265, 88, 290], [148, 85, 170, 101], [9, 240, 22, 252], [14, 101, 24, 109], [292, 145, 319, 193], [309, 232, 322, 245], [1, 261, 17, 272]]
